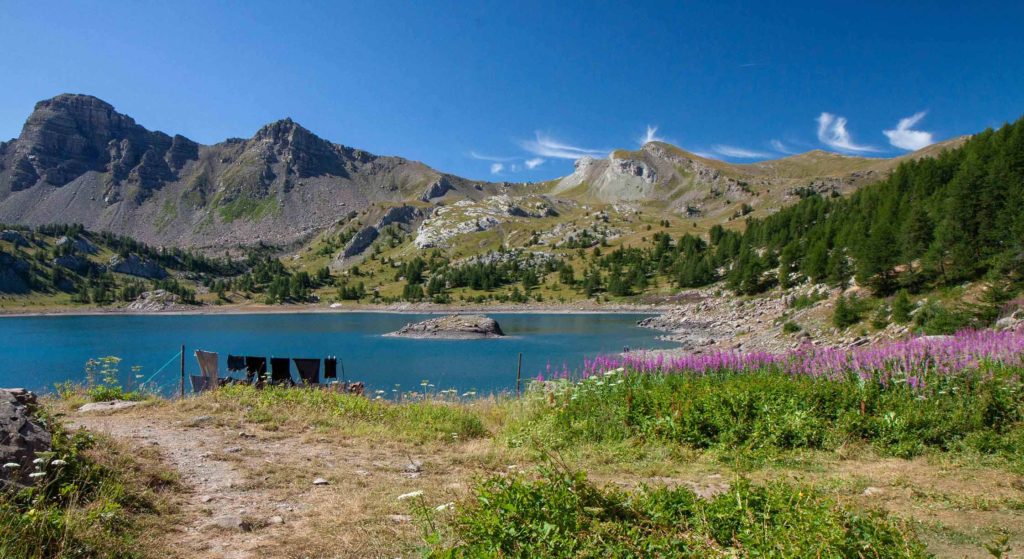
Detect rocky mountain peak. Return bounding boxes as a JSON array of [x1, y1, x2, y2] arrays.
[[249, 118, 347, 178], [3, 93, 196, 192]]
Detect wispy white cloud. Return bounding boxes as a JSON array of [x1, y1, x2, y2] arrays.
[[711, 144, 771, 159], [770, 139, 796, 155], [816, 112, 878, 153], [469, 151, 517, 162], [521, 132, 607, 160], [883, 111, 934, 151], [524, 157, 545, 169], [641, 125, 664, 145], [490, 163, 504, 174]]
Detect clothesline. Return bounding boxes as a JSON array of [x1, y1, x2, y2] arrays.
[[140, 349, 182, 387]]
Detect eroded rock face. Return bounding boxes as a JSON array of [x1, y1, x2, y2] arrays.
[[6, 94, 189, 191], [341, 226, 380, 258], [0, 230, 29, 247], [0, 389, 51, 484], [386, 314, 505, 339], [126, 289, 182, 311], [109, 254, 168, 279], [420, 176, 454, 201], [376, 205, 422, 229]]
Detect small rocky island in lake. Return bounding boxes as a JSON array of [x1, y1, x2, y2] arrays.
[[386, 314, 505, 339]]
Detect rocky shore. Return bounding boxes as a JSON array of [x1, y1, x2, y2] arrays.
[[386, 314, 505, 339]]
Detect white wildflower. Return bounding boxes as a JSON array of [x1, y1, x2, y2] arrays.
[[2, 463, 20, 469], [32, 458, 45, 465], [397, 490, 424, 501], [28, 472, 45, 478], [51, 460, 68, 467], [435, 502, 454, 512]]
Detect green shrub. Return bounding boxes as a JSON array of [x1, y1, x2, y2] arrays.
[[783, 321, 801, 334], [833, 295, 865, 329], [507, 365, 1024, 461], [426, 465, 928, 558]]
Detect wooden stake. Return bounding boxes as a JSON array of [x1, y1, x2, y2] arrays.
[[516, 352, 523, 397], [180, 344, 185, 399]]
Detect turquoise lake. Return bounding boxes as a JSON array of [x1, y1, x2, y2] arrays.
[[0, 313, 675, 396]]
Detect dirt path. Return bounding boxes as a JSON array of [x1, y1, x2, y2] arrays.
[[72, 406, 482, 559]]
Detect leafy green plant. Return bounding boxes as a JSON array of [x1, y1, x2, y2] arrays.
[[424, 464, 929, 558]]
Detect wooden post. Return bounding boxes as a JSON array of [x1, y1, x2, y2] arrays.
[[180, 344, 185, 399], [516, 352, 523, 397]]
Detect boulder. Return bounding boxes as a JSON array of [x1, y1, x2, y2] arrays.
[[0, 389, 51, 484], [386, 314, 505, 339], [109, 254, 168, 279]]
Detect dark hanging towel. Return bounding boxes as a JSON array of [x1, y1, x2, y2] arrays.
[[227, 354, 246, 371], [245, 356, 267, 381], [270, 357, 292, 384], [324, 356, 337, 379], [293, 358, 321, 385]]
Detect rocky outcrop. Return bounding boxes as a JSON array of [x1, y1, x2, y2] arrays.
[[341, 226, 380, 259], [52, 253, 93, 274], [126, 289, 181, 311], [0, 389, 51, 484], [420, 176, 454, 201], [109, 254, 168, 279], [377, 205, 423, 229], [386, 314, 505, 339], [56, 235, 98, 254], [2, 94, 189, 192]]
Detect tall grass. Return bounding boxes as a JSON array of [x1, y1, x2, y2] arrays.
[[203, 385, 488, 443], [0, 417, 177, 559], [511, 361, 1024, 461]]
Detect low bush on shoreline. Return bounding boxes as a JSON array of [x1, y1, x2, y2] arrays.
[[423, 464, 929, 558], [0, 416, 177, 559]]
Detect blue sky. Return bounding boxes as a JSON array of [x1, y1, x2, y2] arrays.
[[2, 1, 1022, 182]]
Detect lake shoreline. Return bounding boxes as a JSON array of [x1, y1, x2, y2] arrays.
[[0, 301, 675, 319]]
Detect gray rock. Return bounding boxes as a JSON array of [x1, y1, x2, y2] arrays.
[[52, 254, 92, 274], [0, 389, 51, 484], [862, 486, 884, 497], [55, 235, 97, 254], [312, 477, 330, 486], [77, 400, 140, 414], [386, 314, 504, 339], [126, 289, 181, 311], [376, 205, 423, 229], [340, 226, 379, 259], [420, 176, 454, 201], [109, 254, 167, 279], [268, 515, 284, 525]]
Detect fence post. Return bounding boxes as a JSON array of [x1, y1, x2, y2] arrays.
[[180, 344, 185, 399], [516, 352, 523, 397]]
